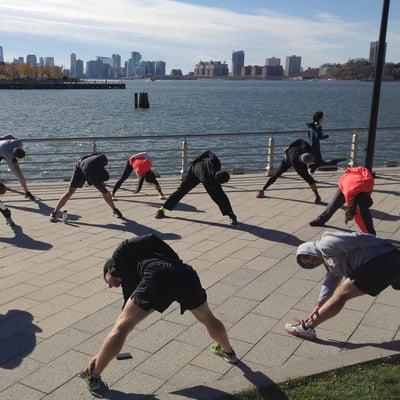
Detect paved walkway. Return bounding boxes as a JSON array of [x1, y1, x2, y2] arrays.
[[0, 169, 399, 399]]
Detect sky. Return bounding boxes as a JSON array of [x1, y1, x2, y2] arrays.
[[1, 0, 399, 73]]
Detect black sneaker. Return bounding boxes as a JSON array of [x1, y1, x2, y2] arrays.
[[24, 191, 35, 201], [309, 217, 326, 227], [6, 217, 15, 227], [229, 214, 239, 226], [80, 368, 109, 397], [155, 209, 165, 219], [112, 208, 123, 218]]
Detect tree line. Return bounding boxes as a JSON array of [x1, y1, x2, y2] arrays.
[[0, 62, 64, 81]]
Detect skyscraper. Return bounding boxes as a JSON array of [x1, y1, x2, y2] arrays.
[[154, 61, 166, 76], [76, 59, 84, 79], [26, 54, 37, 67], [70, 53, 77, 77], [369, 41, 386, 63], [265, 57, 281, 66], [232, 50, 245, 76], [112, 54, 121, 69], [0, 46, 4, 63], [127, 51, 141, 77], [39, 57, 45, 66], [44, 57, 54, 68], [285, 55, 301, 77]]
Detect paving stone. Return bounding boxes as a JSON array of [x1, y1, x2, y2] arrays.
[[72, 304, 120, 334], [362, 303, 400, 331], [25, 281, 78, 302], [110, 371, 164, 395], [0, 383, 45, 400], [347, 324, 396, 348], [206, 282, 239, 306], [253, 293, 300, 319], [39, 377, 94, 400], [0, 283, 38, 306], [221, 268, 262, 288], [275, 277, 316, 298], [243, 256, 280, 272], [69, 290, 120, 314], [28, 294, 82, 319], [214, 297, 258, 324]]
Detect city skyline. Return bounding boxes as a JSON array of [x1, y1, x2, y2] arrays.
[[0, 1, 399, 73]]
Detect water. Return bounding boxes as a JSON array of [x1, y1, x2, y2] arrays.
[[0, 80, 399, 179]]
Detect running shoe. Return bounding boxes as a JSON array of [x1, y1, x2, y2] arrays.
[[80, 367, 109, 397], [284, 321, 316, 340], [210, 342, 238, 364], [24, 191, 35, 201], [309, 217, 326, 227], [255, 190, 266, 199], [6, 217, 15, 227], [49, 211, 57, 223], [229, 215, 239, 226], [314, 195, 322, 205], [154, 209, 165, 219], [112, 208, 123, 218]]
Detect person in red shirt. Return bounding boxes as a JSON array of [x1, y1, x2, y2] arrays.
[[309, 167, 375, 234], [112, 153, 165, 200]]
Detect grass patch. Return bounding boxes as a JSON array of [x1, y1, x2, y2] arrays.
[[226, 355, 400, 400]]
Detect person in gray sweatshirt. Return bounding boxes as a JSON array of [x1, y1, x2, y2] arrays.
[[285, 231, 400, 340]]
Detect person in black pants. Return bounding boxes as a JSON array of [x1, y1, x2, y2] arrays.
[[0, 182, 15, 226], [256, 139, 322, 204], [155, 151, 238, 225]]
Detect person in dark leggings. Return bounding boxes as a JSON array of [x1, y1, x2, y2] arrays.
[[309, 167, 375, 234], [155, 150, 238, 225], [307, 111, 346, 173], [256, 139, 322, 204], [0, 182, 15, 226], [112, 153, 165, 200]]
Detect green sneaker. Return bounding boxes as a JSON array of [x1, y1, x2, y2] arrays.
[[210, 342, 238, 364], [80, 367, 109, 397]]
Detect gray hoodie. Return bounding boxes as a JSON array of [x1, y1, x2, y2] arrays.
[[296, 231, 395, 303]]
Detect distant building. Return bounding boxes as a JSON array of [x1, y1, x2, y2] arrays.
[[251, 65, 263, 77], [170, 69, 183, 78], [70, 53, 77, 77], [127, 51, 142, 77], [13, 57, 24, 64], [194, 61, 229, 77], [39, 57, 44, 66], [265, 57, 281, 66], [240, 65, 252, 77], [369, 41, 386, 63], [285, 55, 301, 77], [26, 54, 37, 67], [231, 50, 245, 76], [154, 61, 166, 76], [112, 54, 121, 69], [86, 59, 112, 79], [44, 57, 54, 68], [76, 59, 84, 79], [96, 56, 112, 65], [0, 46, 4, 63], [319, 63, 336, 77], [262, 65, 283, 79]]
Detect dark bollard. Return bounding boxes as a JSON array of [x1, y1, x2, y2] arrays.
[[134, 92, 138, 109], [135, 92, 150, 109]]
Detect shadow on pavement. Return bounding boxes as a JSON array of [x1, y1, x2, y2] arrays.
[[0, 310, 41, 369], [101, 391, 157, 400], [0, 225, 52, 250], [315, 338, 400, 353], [371, 209, 400, 221]]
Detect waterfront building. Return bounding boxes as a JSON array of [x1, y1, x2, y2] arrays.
[[13, 57, 24, 64], [170, 69, 183, 78], [232, 50, 245, 76], [70, 53, 77, 77], [194, 61, 229, 77], [112, 54, 121, 69], [285, 55, 301, 77], [369, 41, 386, 63], [251, 65, 263, 77], [154, 61, 166, 76], [265, 57, 281, 66], [240, 65, 252, 77], [96, 56, 112, 65], [0, 46, 4, 63], [76, 59, 84, 79], [86, 59, 112, 79], [262, 65, 283, 79], [127, 51, 142, 77], [26, 54, 37, 67], [44, 57, 54, 68]]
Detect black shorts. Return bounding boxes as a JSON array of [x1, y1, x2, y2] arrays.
[[144, 169, 158, 185], [353, 249, 400, 296], [132, 263, 207, 314], [70, 163, 107, 194]]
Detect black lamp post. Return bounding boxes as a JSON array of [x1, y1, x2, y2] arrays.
[[365, 0, 390, 170]]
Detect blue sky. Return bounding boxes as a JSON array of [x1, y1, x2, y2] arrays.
[[1, 0, 399, 73]]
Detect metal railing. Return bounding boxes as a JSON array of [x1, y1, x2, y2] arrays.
[[1, 127, 399, 182]]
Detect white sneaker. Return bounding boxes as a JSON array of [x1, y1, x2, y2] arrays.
[[285, 322, 316, 340]]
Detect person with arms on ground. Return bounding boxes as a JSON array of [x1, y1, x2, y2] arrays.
[[0, 182, 15, 226], [285, 230, 400, 340], [256, 139, 322, 204], [155, 150, 238, 225], [49, 153, 122, 222], [112, 152, 165, 200], [80, 234, 238, 396], [307, 111, 346, 173], [309, 166, 375, 234], [0, 135, 35, 200]]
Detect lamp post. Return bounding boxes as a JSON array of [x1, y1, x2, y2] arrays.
[[365, 0, 390, 170]]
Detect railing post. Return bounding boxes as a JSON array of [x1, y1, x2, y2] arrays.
[[349, 133, 358, 167], [181, 138, 188, 180], [265, 136, 274, 176], [92, 140, 97, 153]]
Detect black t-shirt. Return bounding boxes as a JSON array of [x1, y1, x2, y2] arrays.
[[78, 153, 108, 185], [285, 139, 312, 164], [190, 151, 221, 184]]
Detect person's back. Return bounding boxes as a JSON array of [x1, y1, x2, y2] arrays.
[[78, 153, 108, 185], [285, 139, 312, 164], [339, 167, 374, 203], [0, 136, 23, 162], [190, 151, 221, 183]]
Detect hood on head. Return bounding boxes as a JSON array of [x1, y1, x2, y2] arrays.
[[296, 241, 322, 268]]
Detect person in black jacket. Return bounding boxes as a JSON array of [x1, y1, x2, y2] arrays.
[[0, 182, 15, 226], [155, 150, 238, 225], [49, 153, 122, 222], [80, 234, 238, 396], [256, 139, 322, 204]]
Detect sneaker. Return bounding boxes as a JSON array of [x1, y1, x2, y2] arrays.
[[49, 211, 57, 223], [155, 209, 165, 219], [113, 208, 123, 218], [229, 215, 239, 226], [80, 368, 109, 397], [309, 217, 326, 227], [6, 217, 15, 227], [159, 194, 166, 200], [285, 321, 316, 340], [210, 342, 238, 364], [256, 190, 265, 199], [314, 195, 322, 205], [24, 191, 35, 201]]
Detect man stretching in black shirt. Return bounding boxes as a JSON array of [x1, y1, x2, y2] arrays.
[[155, 151, 238, 225], [80, 234, 238, 396]]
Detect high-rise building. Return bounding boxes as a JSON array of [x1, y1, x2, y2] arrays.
[[154, 61, 166, 76], [112, 54, 121, 69], [285, 55, 301, 77], [262, 65, 284, 80], [265, 57, 281, 66], [127, 51, 141, 77], [231, 50, 245, 76], [26, 54, 37, 67], [44, 57, 54, 68], [13, 57, 24, 64], [0, 46, 4, 63], [70, 53, 77, 77], [369, 41, 386, 63], [76, 59, 84, 79], [194, 61, 229, 77], [39, 57, 44, 66], [96, 56, 112, 65]]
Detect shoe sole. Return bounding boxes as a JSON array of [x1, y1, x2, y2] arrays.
[[285, 328, 316, 341]]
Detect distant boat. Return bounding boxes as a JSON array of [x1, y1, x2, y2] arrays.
[[145, 77, 158, 82]]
